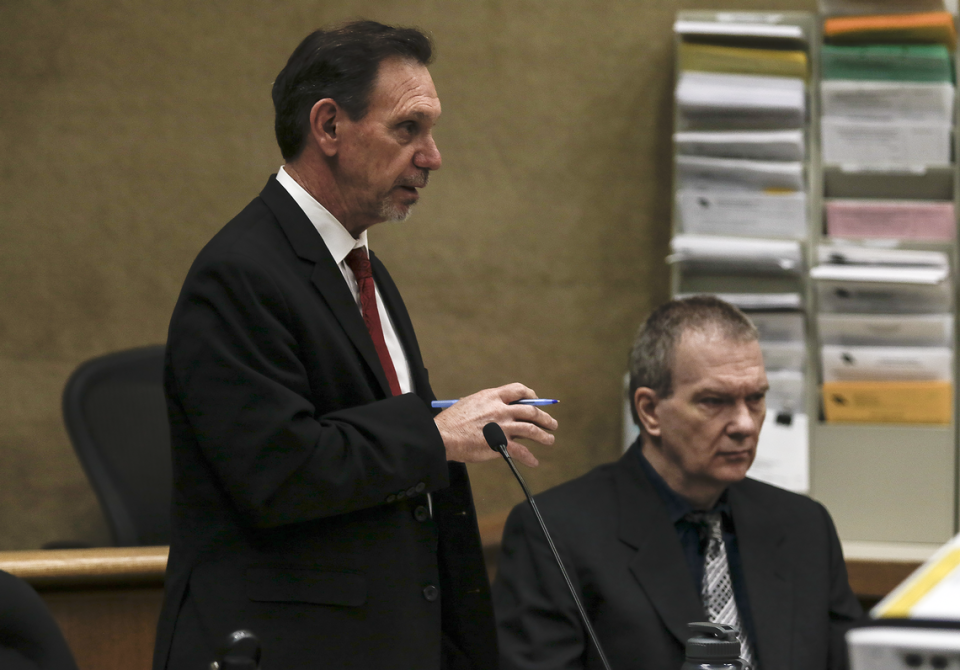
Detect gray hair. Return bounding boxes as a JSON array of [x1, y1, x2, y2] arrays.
[[627, 295, 759, 425]]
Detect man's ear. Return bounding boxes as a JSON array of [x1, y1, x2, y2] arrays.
[[634, 387, 662, 438], [309, 98, 341, 157]]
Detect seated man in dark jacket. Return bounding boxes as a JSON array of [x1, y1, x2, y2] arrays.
[[493, 295, 862, 670]]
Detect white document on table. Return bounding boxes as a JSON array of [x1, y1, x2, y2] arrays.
[[749, 410, 808, 494], [819, 313, 953, 347], [821, 345, 953, 382], [674, 129, 805, 161]]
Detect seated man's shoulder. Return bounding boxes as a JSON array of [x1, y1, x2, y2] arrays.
[[736, 477, 834, 527], [506, 459, 622, 538]]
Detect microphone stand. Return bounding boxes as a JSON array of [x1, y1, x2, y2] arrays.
[[483, 423, 613, 670]]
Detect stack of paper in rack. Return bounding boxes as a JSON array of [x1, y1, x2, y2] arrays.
[[673, 18, 809, 239], [811, 244, 954, 423], [821, 11, 957, 168]]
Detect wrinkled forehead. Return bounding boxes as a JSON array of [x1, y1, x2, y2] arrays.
[[671, 328, 765, 389], [369, 57, 441, 118]]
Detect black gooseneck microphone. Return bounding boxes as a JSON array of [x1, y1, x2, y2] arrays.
[[483, 422, 613, 670]]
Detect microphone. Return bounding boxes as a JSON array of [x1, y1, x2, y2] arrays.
[[483, 422, 613, 670]]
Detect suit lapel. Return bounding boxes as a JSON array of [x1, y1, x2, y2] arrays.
[[258, 176, 392, 398], [617, 444, 705, 646], [730, 482, 793, 670]]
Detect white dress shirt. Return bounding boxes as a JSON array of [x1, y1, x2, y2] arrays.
[[276, 166, 413, 394]]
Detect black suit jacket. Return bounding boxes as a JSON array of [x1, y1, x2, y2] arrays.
[[153, 176, 496, 670], [492, 440, 863, 670]]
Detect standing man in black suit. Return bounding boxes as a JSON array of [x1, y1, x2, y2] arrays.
[[493, 296, 862, 670], [153, 21, 557, 670]]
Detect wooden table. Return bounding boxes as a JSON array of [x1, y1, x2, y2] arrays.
[[0, 546, 167, 670], [0, 524, 930, 670]]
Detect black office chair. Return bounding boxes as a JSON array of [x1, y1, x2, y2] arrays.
[[62, 345, 172, 547], [0, 570, 79, 670]]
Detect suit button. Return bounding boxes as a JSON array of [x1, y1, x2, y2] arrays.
[[422, 585, 439, 602], [386, 494, 396, 503], [397, 490, 406, 500], [406, 486, 417, 497], [414, 506, 429, 522], [415, 482, 426, 493]]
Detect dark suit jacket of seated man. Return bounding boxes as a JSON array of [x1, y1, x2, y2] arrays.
[[493, 296, 863, 670], [153, 20, 558, 670]]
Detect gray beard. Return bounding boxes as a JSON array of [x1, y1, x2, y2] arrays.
[[378, 199, 415, 223]]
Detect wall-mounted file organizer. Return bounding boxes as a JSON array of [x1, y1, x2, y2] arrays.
[[810, 3, 959, 545], [667, 7, 960, 546], [670, 11, 816, 495]]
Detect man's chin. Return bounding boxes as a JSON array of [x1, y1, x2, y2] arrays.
[[380, 201, 415, 223]]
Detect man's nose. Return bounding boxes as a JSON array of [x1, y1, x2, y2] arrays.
[[727, 400, 761, 438], [414, 135, 442, 171]]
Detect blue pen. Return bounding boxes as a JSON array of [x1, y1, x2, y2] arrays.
[[431, 398, 559, 409]]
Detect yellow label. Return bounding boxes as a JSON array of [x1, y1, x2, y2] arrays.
[[822, 380, 952, 424]]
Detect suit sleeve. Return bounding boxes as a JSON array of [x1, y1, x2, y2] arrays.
[[493, 503, 589, 670], [167, 249, 449, 528], [820, 503, 865, 670]]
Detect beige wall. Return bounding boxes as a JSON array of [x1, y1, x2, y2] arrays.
[[0, 0, 815, 550]]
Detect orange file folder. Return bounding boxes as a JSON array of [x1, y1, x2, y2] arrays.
[[822, 380, 952, 424], [824, 12, 957, 50]]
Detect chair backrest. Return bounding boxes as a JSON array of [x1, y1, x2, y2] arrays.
[[62, 345, 171, 547], [0, 570, 79, 670]]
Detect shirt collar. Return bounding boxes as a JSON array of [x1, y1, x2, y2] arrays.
[[636, 447, 730, 524], [276, 165, 368, 263]]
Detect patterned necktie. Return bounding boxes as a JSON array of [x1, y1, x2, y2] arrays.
[[344, 248, 401, 396], [685, 511, 756, 669]]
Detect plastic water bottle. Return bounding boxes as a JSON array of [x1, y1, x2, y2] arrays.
[[681, 622, 746, 670]]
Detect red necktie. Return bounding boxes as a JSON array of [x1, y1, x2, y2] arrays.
[[344, 248, 402, 396]]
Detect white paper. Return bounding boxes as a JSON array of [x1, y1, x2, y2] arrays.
[[676, 189, 807, 239], [872, 531, 960, 620], [816, 277, 952, 314], [669, 235, 804, 274], [821, 81, 955, 122], [761, 341, 806, 372], [766, 369, 806, 413], [674, 129, 805, 161], [750, 311, 806, 342], [676, 155, 805, 191], [821, 345, 953, 382], [681, 292, 802, 311], [674, 19, 805, 41], [676, 72, 806, 127], [819, 313, 953, 347], [811, 265, 949, 284], [749, 410, 809, 493], [821, 118, 952, 168], [817, 244, 949, 269]]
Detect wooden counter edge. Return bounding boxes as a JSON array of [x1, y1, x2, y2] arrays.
[[0, 546, 168, 589], [0, 517, 925, 600]]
